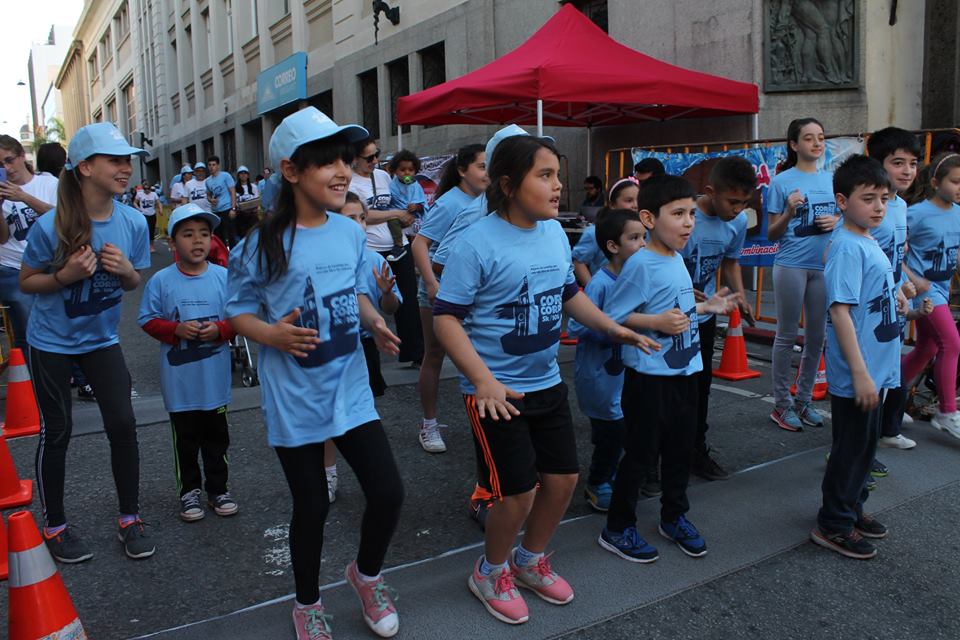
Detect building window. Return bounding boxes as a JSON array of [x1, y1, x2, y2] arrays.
[[200, 8, 212, 71], [106, 98, 118, 124], [93, 108, 102, 123], [186, 146, 197, 165], [387, 56, 410, 134], [562, 0, 607, 32], [115, 4, 131, 41], [88, 51, 99, 81], [308, 90, 333, 119], [358, 68, 379, 140], [220, 130, 236, 170], [172, 150, 182, 174], [123, 82, 136, 136], [100, 29, 113, 64], [202, 137, 215, 161], [419, 42, 445, 90]]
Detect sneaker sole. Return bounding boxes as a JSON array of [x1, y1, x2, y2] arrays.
[[878, 439, 916, 450], [467, 575, 528, 624], [869, 470, 889, 478], [209, 503, 239, 517], [512, 577, 575, 605], [854, 526, 888, 539], [419, 435, 447, 453], [597, 534, 659, 563], [658, 526, 707, 558], [799, 416, 824, 428], [50, 551, 94, 564], [180, 510, 205, 522], [770, 413, 803, 433], [117, 533, 157, 560], [809, 527, 877, 559]]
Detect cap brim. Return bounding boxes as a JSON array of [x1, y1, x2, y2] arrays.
[[168, 211, 221, 237]]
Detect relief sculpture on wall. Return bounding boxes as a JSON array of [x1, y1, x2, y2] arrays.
[[765, 0, 857, 91]]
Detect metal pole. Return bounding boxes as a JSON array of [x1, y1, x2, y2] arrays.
[[397, 123, 403, 151], [536, 99, 543, 137], [586, 125, 592, 176]]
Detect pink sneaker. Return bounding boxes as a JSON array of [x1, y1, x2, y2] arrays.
[[344, 561, 399, 638], [291, 603, 333, 640], [510, 551, 574, 605], [467, 557, 529, 624]]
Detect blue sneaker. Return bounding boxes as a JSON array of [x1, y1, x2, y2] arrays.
[[770, 406, 803, 432], [796, 402, 825, 428], [584, 483, 613, 512], [598, 526, 659, 563], [659, 515, 707, 558]]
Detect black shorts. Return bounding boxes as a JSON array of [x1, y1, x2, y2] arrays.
[[361, 336, 387, 397], [463, 381, 579, 498]]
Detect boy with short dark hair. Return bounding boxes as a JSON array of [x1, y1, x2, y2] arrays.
[[633, 158, 665, 185], [680, 156, 756, 481], [568, 208, 646, 511], [599, 175, 739, 563], [139, 203, 239, 522], [811, 155, 902, 559], [388, 149, 426, 255], [204, 155, 237, 247], [582, 176, 605, 207]]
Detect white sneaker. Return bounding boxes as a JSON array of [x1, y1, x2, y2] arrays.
[[901, 412, 914, 424], [418, 422, 447, 453], [931, 411, 960, 440], [878, 434, 917, 449], [326, 470, 338, 504]]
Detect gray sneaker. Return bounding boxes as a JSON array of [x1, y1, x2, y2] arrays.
[[771, 406, 803, 432], [796, 402, 825, 427], [118, 519, 156, 559], [44, 525, 93, 564]]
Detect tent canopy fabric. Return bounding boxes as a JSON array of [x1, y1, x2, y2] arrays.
[[396, 4, 759, 128]]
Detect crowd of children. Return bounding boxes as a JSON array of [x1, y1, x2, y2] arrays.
[[5, 108, 960, 639]]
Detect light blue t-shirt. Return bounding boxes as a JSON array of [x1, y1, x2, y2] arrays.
[[766, 168, 838, 270], [905, 199, 960, 307], [571, 225, 609, 275], [437, 214, 575, 394], [23, 202, 150, 354], [825, 228, 901, 397], [568, 267, 623, 420], [871, 195, 908, 287], [356, 247, 403, 339], [138, 264, 232, 412], [205, 172, 236, 213], [226, 214, 379, 447], [433, 194, 487, 267], [604, 249, 703, 377], [680, 208, 748, 322], [389, 176, 427, 210], [417, 186, 475, 261]]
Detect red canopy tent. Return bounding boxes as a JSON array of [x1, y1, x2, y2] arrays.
[[397, 4, 759, 172]]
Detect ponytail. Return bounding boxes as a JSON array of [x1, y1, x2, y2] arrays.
[[782, 117, 824, 171], [52, 167, 93, 269], [435, 143, 484, 198]]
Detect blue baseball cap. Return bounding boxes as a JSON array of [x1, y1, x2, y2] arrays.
[[64, 123, 147, 170], [180, 164, 193, 176], [167, 203, 220, 237], [193, 162, 206, 171], [269, 107, 368, 169], [484, 124, 554, 165], [237, 165, 249, 173]]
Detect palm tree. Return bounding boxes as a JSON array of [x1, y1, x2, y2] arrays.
[[46, 117, 66, 143]]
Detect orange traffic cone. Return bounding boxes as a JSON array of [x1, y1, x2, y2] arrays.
[[7, 510, 87, 639], [790, 354, 828, 401], [713, 308, 761, 381], [3, 349, 40, 439], [0, 513, 7, 581], [0, 434, 31, 509]]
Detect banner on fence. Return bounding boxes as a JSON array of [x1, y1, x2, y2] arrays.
[[631, 137, 863, 266]]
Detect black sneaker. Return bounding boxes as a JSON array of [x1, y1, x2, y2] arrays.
[[118, 519, 156, 559], [179, 488, 205, 522], [810, 526, 877, 559], [208, 492, 239, 517], [692, 448, 731, 481], [870, 459, 889, 478], [77, 384, 96, 402], [468, 498, 492, 531], [641, 468, 662, 498], [385, 245, 407, 262], [44, 526, 93, 564], [866, 476, 878, 491], [855, 513, 888, 539]]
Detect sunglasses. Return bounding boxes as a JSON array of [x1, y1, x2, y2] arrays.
[[360, 149, 381, 162]]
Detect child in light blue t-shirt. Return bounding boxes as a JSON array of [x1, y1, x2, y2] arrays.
[[571, 178, 640, 285], [225, 107, 405, 636], [139, 204, 238, 522], [385, 150, 426, 253], [813, 155, 903, 560], [568, 208, 646, 512]]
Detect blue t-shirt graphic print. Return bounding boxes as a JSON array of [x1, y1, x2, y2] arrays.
[[295, 277, 360, 368], [905, 199, 960, 307], [166, 307, 224, 367], [495, 277, 564, 356]]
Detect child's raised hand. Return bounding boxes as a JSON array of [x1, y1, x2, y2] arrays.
[[920, 297, 934, 316], [692, 288, 707, 303], [654, 308, 690, 335], [605, 324, 661, 354], [900, 281, 917, 299], [373, 262, 396, 294], [197, 321, 221, 342], [100, 242, 135, 278], [475, 377, 523, 421], [369, 316, 402, 355], [814, 214, 841, 232], [786, 189, 805, 215], [270, 308, 321, 358], [853, 372, 879, 411], [702, 286, 742, 316], [60, 245, 97, 284], [175, 320, 203, 340]]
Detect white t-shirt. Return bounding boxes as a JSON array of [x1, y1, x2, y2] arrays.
[[170, 182, 188, 203], [184, 178, 211, 212], [349, 168, 408, 251], [237, 181, 260, 202], [135, 190, 160, 216], [0, 173, 59, 269]]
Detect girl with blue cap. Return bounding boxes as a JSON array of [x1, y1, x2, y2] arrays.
[[226, 107, 405, 640], [18, 122, 154, 564]]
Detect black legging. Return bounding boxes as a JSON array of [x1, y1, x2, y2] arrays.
[[31, 344, 140, 527], [376, 249, 423, 363], [275, 420, 404, 605], [213, 210, 236, 248], [145, 214, 157, 243]]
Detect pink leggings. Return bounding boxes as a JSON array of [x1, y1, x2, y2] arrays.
[[901, 304, 960, 413]]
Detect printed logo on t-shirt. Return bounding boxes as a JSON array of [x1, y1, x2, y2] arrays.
[[663, 296, 700, 370], [922, 238, 959, 281], [167, 308, 224, 366], [794, 199, 836, 237], [367, 193, 392, 211], [868, 279, 900, 343], [64, 265, 122, 318], [496, 276, 563, 355], [5, 203, 39, 241], [603, 345, 624, 376], [885, 240, 905, 283], [683, 242, 723, 293], [294, 276, 360, 368]]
